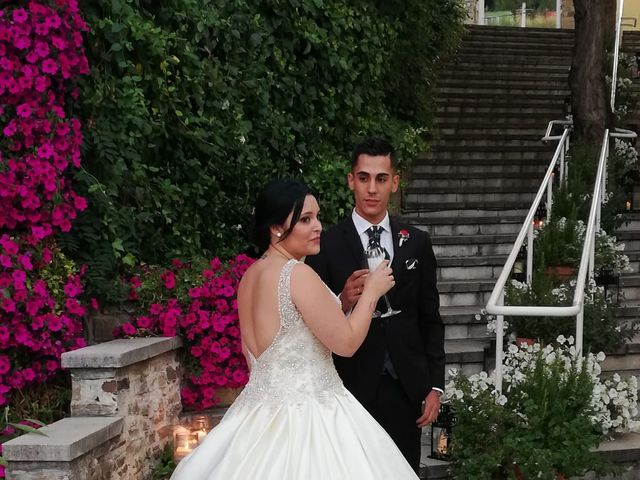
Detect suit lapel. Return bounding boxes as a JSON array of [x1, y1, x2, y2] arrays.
[[389, 218, 410, 296], [340, 217, 367, 269]]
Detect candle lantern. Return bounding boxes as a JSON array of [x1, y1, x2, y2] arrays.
[[192, 415, 210, 445], [533, 203, 547, 229], [512, 244, 527, 282], [173, 426, 198, 462], [623, 169, 640, 212], [429, 403, 457, 460]]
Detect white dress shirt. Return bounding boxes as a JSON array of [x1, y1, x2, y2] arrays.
[[351, 210, 394, 262]]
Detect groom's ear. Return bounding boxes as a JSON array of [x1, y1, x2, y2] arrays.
[[347, 171, 355, 191]]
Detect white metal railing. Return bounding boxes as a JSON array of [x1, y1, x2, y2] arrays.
[[484, 0, 634, 393], [611, 0, 626, 112]]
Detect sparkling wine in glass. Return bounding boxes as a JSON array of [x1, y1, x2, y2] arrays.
[[365, 246, 401, 318]]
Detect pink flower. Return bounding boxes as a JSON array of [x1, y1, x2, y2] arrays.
[[161, 271, 176, 289], [41, 58, 58, 74], [122, 323, 137, 336], [0, 355, 10, 374], [12, 8, 28, 23], [16, 103, 32, 118]]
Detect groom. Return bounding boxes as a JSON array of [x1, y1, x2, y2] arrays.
[[306, 136, 445, 471]]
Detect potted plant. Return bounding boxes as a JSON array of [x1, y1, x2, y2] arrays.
[[445, 338, 639, 479], [534, 214, 584, 281]]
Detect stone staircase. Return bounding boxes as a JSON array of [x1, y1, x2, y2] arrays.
[[403, 25, 573, 377], [404, 25, 640, 479]]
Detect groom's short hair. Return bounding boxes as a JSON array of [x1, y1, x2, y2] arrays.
[[351, 136, 397, 170]]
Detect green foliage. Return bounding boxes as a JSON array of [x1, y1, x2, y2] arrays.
[[449, 348, 608, 479], [152, 444, 177, 479], [4, 376, 71, 425], [504, 274, 636, 352], [69, 0, 465, 301], [534, 210, 583, 268], [0, 379, 71, 469]]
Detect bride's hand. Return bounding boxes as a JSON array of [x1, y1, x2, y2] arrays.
[[363, 260, 394, 298]]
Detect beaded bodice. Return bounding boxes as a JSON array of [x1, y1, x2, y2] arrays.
[[230, 259, 345, 411]]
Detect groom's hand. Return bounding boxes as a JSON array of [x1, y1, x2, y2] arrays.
[[340, 269, 369, 312], [416, 390, 441, 428]]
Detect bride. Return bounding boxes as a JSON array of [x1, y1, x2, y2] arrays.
[[170, 179, 419, 479]]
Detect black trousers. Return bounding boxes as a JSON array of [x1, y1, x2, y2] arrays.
[[367, 373, 423, 473]]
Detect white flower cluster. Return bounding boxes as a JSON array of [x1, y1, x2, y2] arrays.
[[475, 308, 510, 334], [445, 337, 640, 435], [614, 138, 639, 170]]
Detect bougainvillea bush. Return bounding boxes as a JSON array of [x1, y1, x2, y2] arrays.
[[0, 0, 90, 409], [114, 254, 254, 410]]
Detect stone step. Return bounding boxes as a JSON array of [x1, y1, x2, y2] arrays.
[[435, 85, 571, 97], [408, 175, 543, 191], [620, 275, 640, 300], [429, 138, 553, 149], [442, 305, 491, 341], [406, 191, 536, 207], [460, 38, 573, 52], [407, 216, 525, 236], [435, 91, 569, 103], [434, 126, 553, 137], [412, 162, 547, 175], [433, 114, 562, 126], [443, 338, 488, 377], [438, 263, 504, 282], [616, 231, 640, 252], [617, 212, 640, 231], [407, 184, 541, 194], [417, 148, 552, 161], [402, 208, 530, 221], [437, 69, 569, 83], [454, 53, 571, 66], [404, 199, 535, 212], [434, 105, 564, 116], [445, 60, 571, 75], [434, 94, 568, 107], [465, 25, 575, 39], [420, 433, 640, 479]]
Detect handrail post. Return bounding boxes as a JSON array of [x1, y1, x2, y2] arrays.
[[477, 0, 485, 25], [527, 222, 534, 284], [495, 290, 505, 394], [547, 176, 553, 220], [520, 2, 527, 27], [556, 0, 562, 29], [576, 308, 584, 356], [611, 0, 625, 111]]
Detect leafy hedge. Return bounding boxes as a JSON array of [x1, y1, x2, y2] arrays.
[[67, 0, 466, 301]]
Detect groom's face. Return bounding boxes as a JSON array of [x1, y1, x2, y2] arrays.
[[347, 154, 399, 225]]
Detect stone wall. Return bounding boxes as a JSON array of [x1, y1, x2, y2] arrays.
[[562, 0, 575, 29], [4, 337, 183, 480]]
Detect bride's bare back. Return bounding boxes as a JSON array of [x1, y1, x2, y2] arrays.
[[237, 256, 286, 361]]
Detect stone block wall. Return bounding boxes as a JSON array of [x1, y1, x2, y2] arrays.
[[4, 337, 183, 480], [562, 0, 575, 29]]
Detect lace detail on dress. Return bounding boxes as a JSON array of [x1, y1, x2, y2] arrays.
[[230, 259, 346, 412]]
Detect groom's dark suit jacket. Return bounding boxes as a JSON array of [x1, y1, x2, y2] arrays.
[[306, 216, 445, 408]]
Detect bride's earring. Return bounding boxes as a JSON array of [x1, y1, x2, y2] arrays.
[[276, 232, 282, 238]]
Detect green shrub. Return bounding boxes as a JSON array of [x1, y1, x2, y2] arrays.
[[68, 0, 465, 301]]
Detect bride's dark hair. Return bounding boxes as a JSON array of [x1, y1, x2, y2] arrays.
[[252, 179, 313, 252]]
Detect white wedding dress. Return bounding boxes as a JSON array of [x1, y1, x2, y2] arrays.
[[170, 259, 419, 480]]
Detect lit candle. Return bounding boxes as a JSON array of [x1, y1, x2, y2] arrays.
[[173, 428, 199, 462]]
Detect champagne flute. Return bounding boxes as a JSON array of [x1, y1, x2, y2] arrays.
[[365, 245, 401, 318]]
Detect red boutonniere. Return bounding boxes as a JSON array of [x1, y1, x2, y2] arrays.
[[398, 229, 410, 247]]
